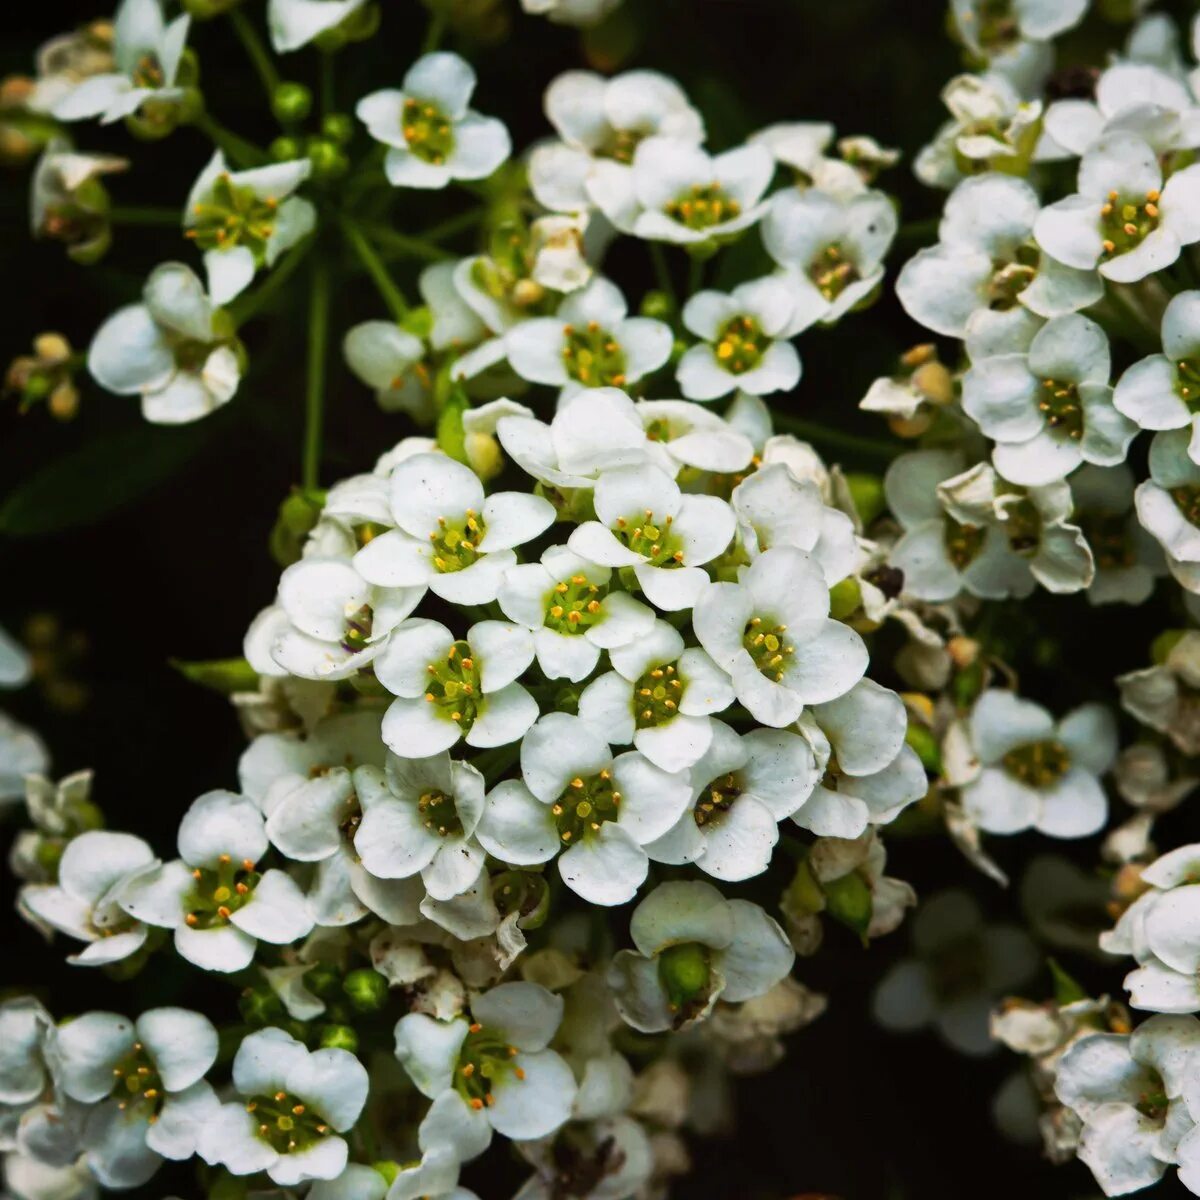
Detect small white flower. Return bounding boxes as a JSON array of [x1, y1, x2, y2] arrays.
[[577, 617, 734, 772], [88, 262, 241, 424], [676, 277, 800, 402], [30, 137, 127, 263], [119, 790, 313, 973], [354, 453, 554, 604], [959, 689, 1116, 838], [1035, 131, 1200, 283], [644, 720, 818, 881], [0, 713, 51, 804], [393, 982, 577, 1148], [268, 556, 421, 681], [505, 277, 672, 395], [497, 544, 655, 683], [1055, 1016, 1200, 1195], [356, 53, 510, 190], [50, 0, 190, 124], [200, 1027, 368, 1186], [633, 398, 756, 477], [693, 546, 868, 726], [1135, 429, 1200, 573], [951, 0, 1088, 71], [183, 151, 314, 306], [962, 313, 1137, 485], [568, 463, 735, 611], [268, 0, 368, 53], [587, 136, 773, 246], [520, 0, 622, 27], [51, 1007, 220, 1188], [1117, 631, 1200, 755], [530, 69, 703, 213], [897, 173, 1102, 338], [607, 881, 793, 1032], [343, 320, 430, 419], [0, 996, 52, 1107], [19, 830, 155, 966], [514, 1115, 653, 1200], [374, 618, 537, 757], [763, 187, 896, 335], [475, 712, 691, 905]]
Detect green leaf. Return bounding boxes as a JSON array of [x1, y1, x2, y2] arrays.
[[0, 425, 208, 538], [171, 657, 259, 694]]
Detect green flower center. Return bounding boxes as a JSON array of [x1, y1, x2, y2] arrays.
[[1176, 358, 1200, 410], [401, 97, 455, 165], [188, 173, 280, 258], [246, 1090, 331, 1154], [341, 603, 373, 654], [424, 641, 482, 735], [1037, 378, 1084, 439], [1136, 1081, 1170, 1122], [561, 321, 627, 387], [455, 1022, 522, 1111], [944, 517, 985, 570], [987, 245, 1039, 309], [612, 510, 685, 567], [552, 769, 620, 845], [713, 314, 765, 374], [663, 183, 741, 231], [598, 127, 643, 165], [658, 941, 713, 1016], [1000, 496, 1041, 556], [130, 52, 164, 88], [185, 854, 261, 930], [808, 244, 860, 302], [417, 789, 462, 838], [1079, 512, 1135, 570], [694, 770, 741, 827], [430, 511, 486, 574], [1171, 485, 1200, 527], [1002, 738, 1071, 787], [545, 573, 607, 635], [1100, 189, 1161, 260], [111, 1043, 165, 1119], [632, 660, 684, 729], [742, 616, 794, 684]]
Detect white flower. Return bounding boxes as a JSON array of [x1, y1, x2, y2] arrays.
[[1114, 290, 1200, 462], [962, 313, 1137, 486], [1117, 631, 1200, 755], [897, 174, 1102, 338], [183, 151, 314, 305], [353, 453, 554, 604], [530, 69, 703, 213], [353, 752, 487, 901], [676, 277, 800, 402], [1034, 132, 1200, 283], [343, 320, 429, 419], [19, 830, 155, 966], [50, 0, 190, 124], [374, 618, 537, 757], [356, 53, 510, 190], [51, 1008, 220, 1188], [520, 0, 622, 28], [607, 881, 793, 1032], [633, 398, 756, 477], [504, 277, 672, 395], [0, 713, 50, 803], [872, 889, 1039, 1056], [514, 1116, 653, 1200], [763, 187, 896, 335], [568, 464, 735, 611], [1071, 464, 1165, 605], [959, 689, 1116, 838], [119, 790, 313, 973], [588, 136, 773, 246], [497, 544, 655, 683], [475, 712, 691, 905], [87, 263, 241, 424], [0, 996, 52, 1107], [1135, 429, 1200, 573], [693, 546, 868, 726], [644, 720, 818, 881], [200, 1027, 368, 1186], [30, 137, 127, 263], [268, 0, 368, 53], [393, 982, 577, 1149], [950, 0, 1087, 80], [268, 556, 421, 681], [1055, 1016, 1200, 1196]]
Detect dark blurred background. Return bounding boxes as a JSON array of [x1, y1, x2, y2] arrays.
[[2, 0, 1193, 1196]]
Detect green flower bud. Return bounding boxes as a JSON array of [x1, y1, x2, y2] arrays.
[[1152, 629, 1187, 665], [823, 870, 873, 944], [401, 306, 434, 340], [784, 858, 825, 916], [239, 985, 286, 1028], [828, 577, 862, 621], [343, 967, 389, 1013], [182, 0, 242, 16], [272, 82, 312, 124], [319, 1023, 359, 1052], [639, 290, 673, 321], [372, 1161, 400, 1186], [34, 838, 65, 876], [270, 488, 326, 567], [844, 472, 886, 526], [172, 656, 260, 695], [307, 137, 349, 180], [904, 723, 941, 775], [269, 135, 304, 163], [657, 942, 711, 1013], [303, 961, 343, 999], [321, 113, 354, 145]]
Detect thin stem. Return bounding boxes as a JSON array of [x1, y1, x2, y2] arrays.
[[192, 111, 265, 168], [228, 7, 280, 103], [648, 242, 678, 322], [108, 205, 180, 226], [341, 219, 409, 319], [303, 258, 330, 490], [687, 253, 704, 297], [364, 221, 451, 263], [896, 216, 939, 245], [769, 411, 900, 461], [423, 207, 482, 243], [319, 52, 335, 116], [423, 8, 448, 53], [228, 235, 314, 324]]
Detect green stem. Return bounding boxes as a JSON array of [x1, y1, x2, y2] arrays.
[[769, 411, 900, 461], [423, 207, 482, 243], [364, 221, 451, 263], [228, 235, 314, 324], [648, 243, 678, 323], [341, 219, 409, 319], [319, 52, 335, 116], [303, 258, 330, 490], [192, 111, 265, 168], [108, 205, 180, 227], [896, 216, 939, 245], [228, 7, 280, 103], [687, 253, 704, 296], [423, 8, 448, 53]]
